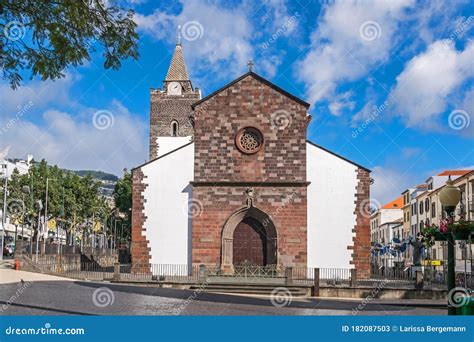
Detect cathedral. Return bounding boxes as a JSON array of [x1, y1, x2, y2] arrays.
[[131, 42, 371, 278]]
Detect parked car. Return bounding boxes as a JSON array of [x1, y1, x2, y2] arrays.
[[3, 244, 15, 256]]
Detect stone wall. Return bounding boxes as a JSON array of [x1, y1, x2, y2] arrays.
[[131, 168, 151, 273], [191, 185, 307, 268], [192, 74, 310, 269], [350, 168, 372, 279], [149, 88, 200, 159], [193, 74, 309, 183]]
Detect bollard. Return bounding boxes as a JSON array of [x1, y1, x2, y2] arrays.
[[113, 262, 120, 281], [350, 269, 358, 288], [415, 270, 424, 290], [312, 268, 320, 297], [285, 267, 293, 285], [198, 264, 206, 284]]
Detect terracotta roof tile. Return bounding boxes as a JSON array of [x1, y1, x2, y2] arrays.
[[382, 196, 403, 209], [437, 170, 472, 176]]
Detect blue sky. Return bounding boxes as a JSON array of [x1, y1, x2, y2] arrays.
[[0, 0, 473, 205]]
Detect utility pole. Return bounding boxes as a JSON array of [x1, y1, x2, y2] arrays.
[[35, 200, 43, 261], [44, 177, 49, 242], [0, 162, 8, 261]]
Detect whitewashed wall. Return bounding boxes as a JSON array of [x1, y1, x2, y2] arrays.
[[306, 143, 358, 270], [156, 136, 193, 157], [141, 143, 194, 268], [380, 209, 403, 226]]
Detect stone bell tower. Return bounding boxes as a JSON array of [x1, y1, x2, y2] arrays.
[[149, 40, 201, 159]]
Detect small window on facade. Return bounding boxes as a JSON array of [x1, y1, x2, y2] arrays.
[[419, 202, 424, 215], [431, 202, 436, 218], [420, 220, 424, 229], [171, 121, 178, 137], [425, 198, 429, 212]]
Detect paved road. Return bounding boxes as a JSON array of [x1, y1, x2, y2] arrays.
[[0, 270, 445, 316]]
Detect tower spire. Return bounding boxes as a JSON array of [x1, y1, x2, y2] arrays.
[[165, 40, 189, 81], [177, 25, 182, 45]]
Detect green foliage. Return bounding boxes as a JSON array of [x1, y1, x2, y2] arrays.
[[112, 171, 131, 240], [113, 171, 131, 214], [3, 159, 109, 235], [1, 0, 139, 88], [70, 170, 118, 182]]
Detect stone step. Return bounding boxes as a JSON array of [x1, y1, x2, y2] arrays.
[[190, 283, 310, 297]]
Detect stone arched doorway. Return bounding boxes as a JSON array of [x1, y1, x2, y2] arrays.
[[221, 206, 277, 271]]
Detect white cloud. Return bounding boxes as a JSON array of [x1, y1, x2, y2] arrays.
[[457, 85, 474, 137], [0, 74, 76, 115], [295, 0, 413, 107], [388, 40, 474, 128], [327, 91, 356, 116], [134, 0, 253, 81], [1, 100, 147, 175], [370, 166, 417, 206]]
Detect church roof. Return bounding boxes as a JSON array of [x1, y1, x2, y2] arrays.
[[165, 43, 189, 81], [191, 71, 310, 109]]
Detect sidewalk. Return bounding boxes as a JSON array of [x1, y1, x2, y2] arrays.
[[305, 296, 446, 307], [0, 269, 74, 284]]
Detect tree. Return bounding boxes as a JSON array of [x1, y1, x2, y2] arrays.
[[4, 159, 109, 244], [112, 171, 131, 240], [1, 0, 139, 88], [113, 171, 131, 214]]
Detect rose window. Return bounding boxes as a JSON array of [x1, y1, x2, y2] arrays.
[[235, 127, 264, 154]]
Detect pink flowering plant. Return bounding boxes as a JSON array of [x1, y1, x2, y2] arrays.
[[422, 218, 474, 244]]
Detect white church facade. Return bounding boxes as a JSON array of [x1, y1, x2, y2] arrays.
[[131, 43, 371, 278]]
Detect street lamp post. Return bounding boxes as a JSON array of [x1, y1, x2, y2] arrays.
[[34, 200, 43, 261], [439, 177, 461, 316], [0, 162, 8, 261]]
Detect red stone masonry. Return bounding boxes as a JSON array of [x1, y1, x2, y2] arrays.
[[350, 168, 371, 279], [191, 186, 308, 268], [191, 74, 309, 268], [193, 75, 308, 183], [131, 168, 151, 273]]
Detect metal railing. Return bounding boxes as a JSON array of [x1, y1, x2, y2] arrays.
[[292, 267, 353, 286], [28, 258, 201, 283], [23, 256, 448, 290]]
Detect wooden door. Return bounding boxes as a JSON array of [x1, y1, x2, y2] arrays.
[[232, 218, 266, 266]]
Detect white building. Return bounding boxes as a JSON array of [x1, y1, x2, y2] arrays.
[[131, 43, 372, 276]]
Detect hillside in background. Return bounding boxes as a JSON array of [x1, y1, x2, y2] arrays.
[[70, 170, 119, 182]]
